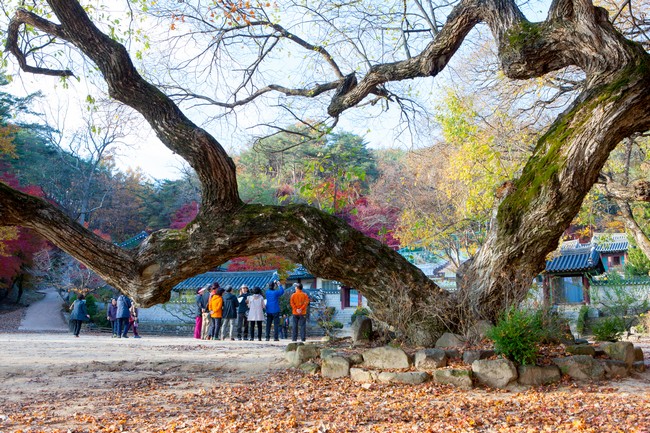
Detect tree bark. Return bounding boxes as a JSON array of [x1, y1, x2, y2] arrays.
[[3, 0, 650, 344]]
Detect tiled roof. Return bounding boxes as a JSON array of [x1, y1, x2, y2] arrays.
[[546, 249, 603, 274], [288, 265, 314, 280], [594, 241, 628, 253], [173, 270, 276, 291], [117, 231, 148, 249]]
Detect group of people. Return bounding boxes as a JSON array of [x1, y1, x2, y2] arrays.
[[193, 280, 310, 342], [106, 294, 140, 338], [69, 293, 139, 338]]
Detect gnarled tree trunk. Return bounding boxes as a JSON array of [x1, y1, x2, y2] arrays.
[[2, 0, 650, 345]]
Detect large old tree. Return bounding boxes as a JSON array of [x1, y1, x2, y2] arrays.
[[2, 0, 649, 344]]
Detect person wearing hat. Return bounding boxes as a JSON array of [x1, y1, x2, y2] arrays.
[[193, 287, 207, 339], [221, 286, 239, 340], [236, 285, 250, 340]]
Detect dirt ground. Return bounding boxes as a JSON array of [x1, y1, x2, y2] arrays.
[[1, 330, 650, 433]]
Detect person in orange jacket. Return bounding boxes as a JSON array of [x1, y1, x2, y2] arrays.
[[290, 283, 310, 342], [208, 285, 224, 340]]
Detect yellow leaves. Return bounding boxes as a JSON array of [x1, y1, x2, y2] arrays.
[[0, 227, 19, 256], [0, 124, 18, 157]]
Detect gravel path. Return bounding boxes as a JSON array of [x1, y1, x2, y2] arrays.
[[17, 288, 67, 332]]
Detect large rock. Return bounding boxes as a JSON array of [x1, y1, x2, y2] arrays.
[[565, 344, 596, 357], [553, 355, 605, 381], [414, 349, 447, 370], [517, 365, 561, 386], [350, 368, 379, 383], [633, 361, 646, 373], [320, 348, 337, 359], [435, 332, 466, 348], [285, 344, 320, 367], [466, 320, 494, 342], [377, 371, 430, 385], [472, 358, 518, 389], [321, 356, 350, 379], [462, 350, 495, 365], [634, 347, 645, 362], [362, 346, 411, 369], [347, 353, 364, 366], [300, 362, 321, 375], [601, 359, 629, 379], [285, 342, 303, 352], [432, 369, 473, 389], [444, 349, 462, 360], [601, 342, 635, 366], [351, 317, 373, 343]]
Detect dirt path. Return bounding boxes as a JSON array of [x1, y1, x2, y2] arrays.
[[1, 332, 649, 432], [18, 288, 67, 332]]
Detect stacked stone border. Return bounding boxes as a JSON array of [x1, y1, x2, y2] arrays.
[[286, 338, 647, 390]]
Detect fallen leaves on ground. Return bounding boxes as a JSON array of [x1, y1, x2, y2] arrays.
[[1, 370, 649, 433]]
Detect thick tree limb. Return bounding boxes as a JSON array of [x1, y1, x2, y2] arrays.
[[600, 177, 650, 202], [4, 9, 73, 77], [4, 0, 650, 343], [7, 1, 242, 213]]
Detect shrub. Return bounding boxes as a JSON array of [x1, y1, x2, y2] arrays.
[[576, 305, 590, 336], [531, 307, 571, 343], [317, 307, 343, 337], [592, 316, 625, 342], [351, 306, 370, 324], [487, 307, 541, 365]]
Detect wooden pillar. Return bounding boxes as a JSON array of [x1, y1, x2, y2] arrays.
[[582, 275, 591, 305], [542, 275, 551, 307]]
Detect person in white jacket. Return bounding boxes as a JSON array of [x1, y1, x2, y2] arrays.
[[246, 287, 265, 341]]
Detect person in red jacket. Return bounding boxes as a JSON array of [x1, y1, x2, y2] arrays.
[[290, 283, 310, 342]]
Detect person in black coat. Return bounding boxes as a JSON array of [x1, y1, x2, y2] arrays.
[[193, 287, 207, 339], [236, 285, 250, 340], [221, 286, 239, 340]]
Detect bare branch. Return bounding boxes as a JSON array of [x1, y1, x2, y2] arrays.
[[4, 9, 73, 77]]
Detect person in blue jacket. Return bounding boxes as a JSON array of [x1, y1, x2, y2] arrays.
[[264, 280, 285, 341], [69, 294, 91, 337], [116, 294, 132, 338]]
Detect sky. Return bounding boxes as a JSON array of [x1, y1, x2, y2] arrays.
[[3, 0, 552, 182]]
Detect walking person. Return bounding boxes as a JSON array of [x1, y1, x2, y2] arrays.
[[247, 287, 265, 341], [194, 287, 207, 339], [290, 283, 310, 342], [116, 293, 132, 338], [264, 280, 284, 341], [221, 286, 239, 340], [236, 285, 250, 340], [107, 298, 118, 338], [69, 294, 91, 337], [208, 285, 224, 340]]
